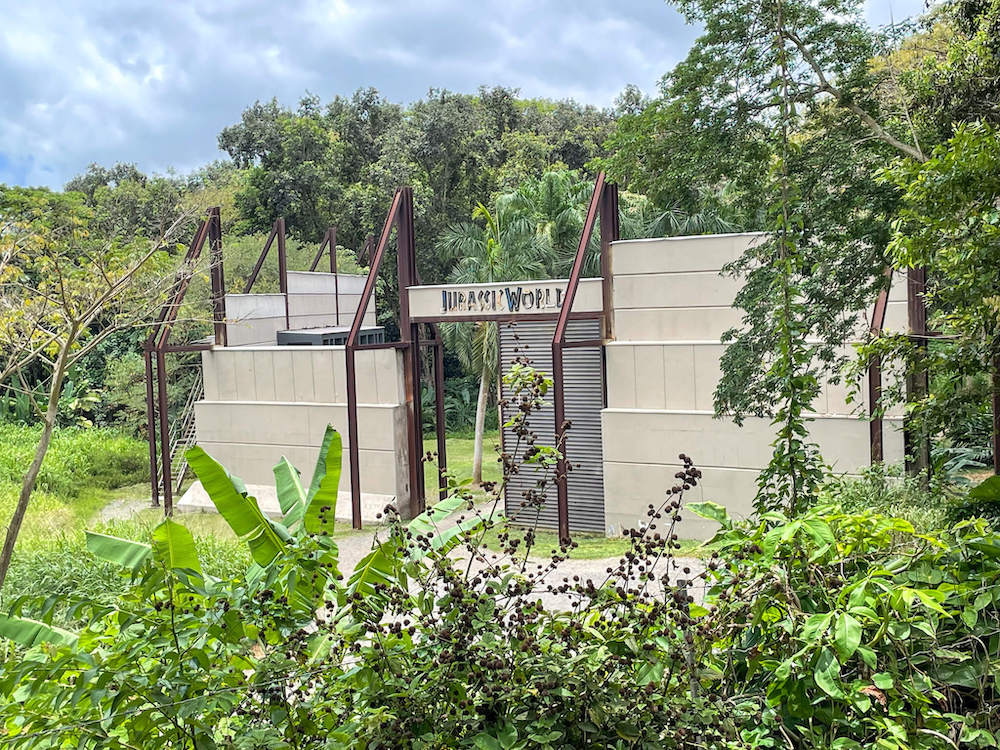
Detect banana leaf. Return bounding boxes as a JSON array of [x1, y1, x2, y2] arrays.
[[85, 531, 151, 571], [304, 426, 342, 535], [0, 614, 78, 647], [186, 445, 289, 566], [151, 518, 202, 574]]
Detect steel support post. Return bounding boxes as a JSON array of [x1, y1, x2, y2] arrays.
[[156, 350, 173, 514], [396, 187, 425, 514], [144, 348, 160, 507], [330, 227, 340, 325], [599, 184, 619, 340], [345, 190, 403, 530], [277, 217, 289, 330], [868, 355, 884, 463], [904, 267, 931, 483], [209, 208, 227, 347], [993, 356, 1000, 475], [433, 339, 448, 500], [345, 347, 362, 528]]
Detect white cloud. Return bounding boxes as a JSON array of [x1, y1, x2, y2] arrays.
[[0, 0, 929, 188]]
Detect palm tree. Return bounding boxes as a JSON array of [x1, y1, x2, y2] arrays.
[[437, 202, 550, 484]]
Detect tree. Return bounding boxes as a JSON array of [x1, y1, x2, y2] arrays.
[[65, 162, 184, 241], [0, 186, 188, 588], [599, 0, 938, 426], [436, 203, 549, 484], [879, 122, 1000, 466]]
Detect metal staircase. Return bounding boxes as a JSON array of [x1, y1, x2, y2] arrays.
[[156, 369, 203, 497]]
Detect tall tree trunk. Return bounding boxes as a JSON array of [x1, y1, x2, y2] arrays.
[[0, 345, 70, 590], [472, 363, 490, 486]]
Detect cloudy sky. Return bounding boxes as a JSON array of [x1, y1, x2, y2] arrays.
[[0, 0, 927, 189]]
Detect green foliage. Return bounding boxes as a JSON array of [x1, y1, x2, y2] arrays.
[[821, 463, 953, 532], [423, 376, 500, 434], [218, 87, 616, 269], [699, 501, 1000, 747], [0, 424, 147, 496], [2, 401, 1000, 746]]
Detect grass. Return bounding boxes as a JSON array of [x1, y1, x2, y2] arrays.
[[478, 526, 708, 560], [423, 431, 503, 502]]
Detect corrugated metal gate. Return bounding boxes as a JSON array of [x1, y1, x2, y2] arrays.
[[498, 319, 605, 533]]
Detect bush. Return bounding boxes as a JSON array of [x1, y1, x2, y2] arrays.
[[819, 462, 953, 532], [701, 501, 1000, 747], [0, 424, 148, 496]]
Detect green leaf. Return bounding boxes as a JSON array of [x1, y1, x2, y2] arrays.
[[186, 445, 286, 566], [686, 501, 731, 527], [498, 722, 517, 749], [802, 612, 833, 643], [969, 475, 1000, 502], [151, 518, 202, 574], [872, 672, 894, 690], [834, 613, 862, 661], [85, 530, 151, 571], [0, 614, 77, 647], [473, 734, 502, 750], [347, 542, 400, 599], [273, 456, 306, 528], [814, 647, 843, 698], [803, 518, 835, 547], [304, 426, 342, 535], [831, 739, 864, 750]]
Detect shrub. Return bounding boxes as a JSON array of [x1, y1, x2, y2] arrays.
[[2, 519, 249, 627], [700, 501, 1000, 748], [819, 462, 953, 532]]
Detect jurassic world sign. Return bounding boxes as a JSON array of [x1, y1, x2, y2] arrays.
[[407, 278, 604, 320]]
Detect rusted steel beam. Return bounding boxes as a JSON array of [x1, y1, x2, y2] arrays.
[[144, 349, 159, 508], [905, 267, 930, 481], [243, 220, 280, 293], [433, 336, 448, 500], [867, 268, 893, 464], [151, 219, 211, 351], [397, 188, 425, 514], [156, 350, 173, 515], [599, 183, 619, 340], [308, 229, 329, 273], [352, 341, 408, 351], [277, 218, 289, 329], [161, 344, 213, 353], [330, 227, 340, 325], [208, 208, 227, 348], [347, 189, 403, 529], [551, 173, 610, 544], [994, 356, 1000, 475]]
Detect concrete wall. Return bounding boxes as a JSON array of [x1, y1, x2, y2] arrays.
[[183, 345, 411, 522], [225, 272, 376, 347], [602, 233, 906, 539]]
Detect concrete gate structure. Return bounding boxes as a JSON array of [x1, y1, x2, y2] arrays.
[[155, 177, 908, 540]]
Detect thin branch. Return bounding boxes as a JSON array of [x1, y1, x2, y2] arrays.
[[782, 29, 927, 162]]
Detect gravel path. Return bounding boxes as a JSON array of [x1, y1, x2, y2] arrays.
[[98, 497, 707, 609], [96, 495, 155, 523]]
